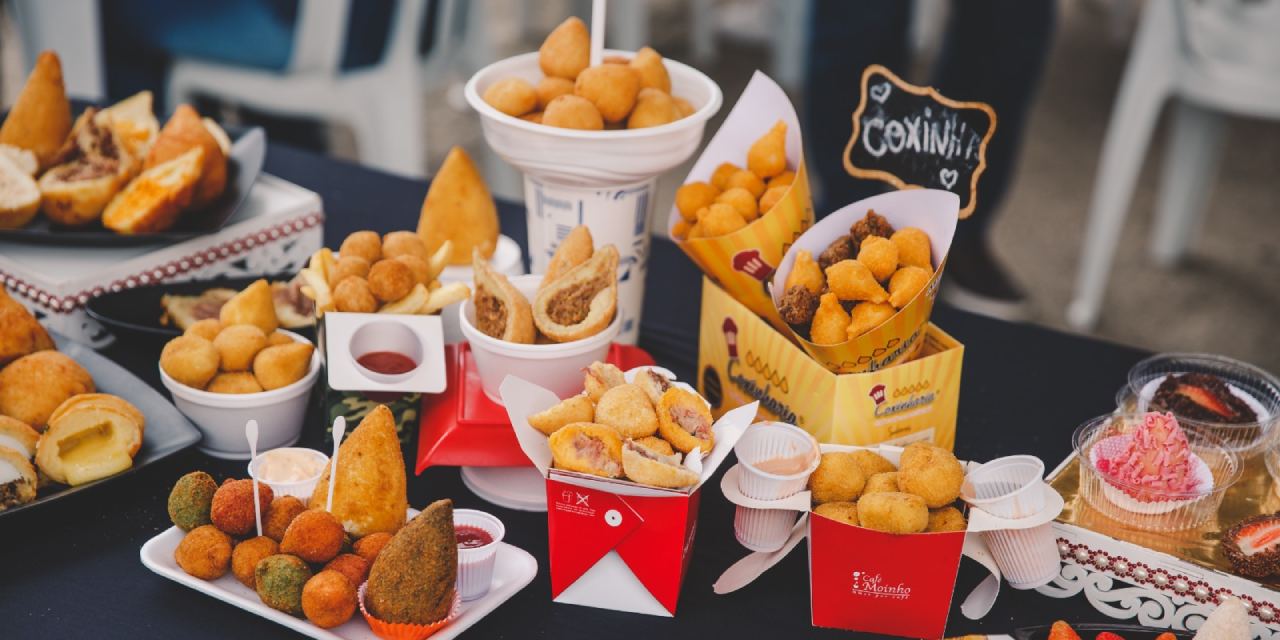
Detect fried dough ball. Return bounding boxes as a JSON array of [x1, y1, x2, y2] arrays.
[[817, 236, 854, 271], [850, 210, 894, 245], [211, 478, 273, 537], [851, 450, 897, 477], [381, 230, 429, 261], [673, 96, 695, 118], [367, 259, 414, 303], [206, 372, 264, 394], [168, 471, 217, 531], [536, 76, 575, 110], [175, 524, 233, 580], [675, 182, 719, 223], [863, 472, 900, 495], [302, 570, 357, 629], [858, 236, 899, 281], [891, 227, 932, 270], [185, 318, 223, 341], [769, 170, 796, 189], [888, 266, 931, 309], [778, 285, 819, 326], [333, 276, 378, 313], [253, 342, 315, 391], [813, 501, 859, 526], [857, 492, 928, 534], [542, 94, 604, 130], [353, 531, 393, 563], [628, 87, 679, 129], [212, 324, 267, 372], [634, 436, 675, 457], [825, 260, 889, 303], [0, 351, 95, 429], [725, 169, 766, 198], [898, 444, 964, 508], [759, 185, 787, 215], [710, 162, 741, 191], [324, 553, 371, 588], [847, 302, 897, 339], [715, 187, 759, 222], [594, 383, 658, 438], [630, 46, 671, 93], [339, 230, 382, 263], [927, 506, 968, 533], [328, 255, 371, 288], [393, 254, 431, 287], [160, 335, 220, 389], [256, 554, 312, 616], [527, 394, 595, 436], [748, 120, 788, 178], [539, 17, 590, 79], [574, 64, 641, 123], [584, 362, 626, 401], [265, 495, 307, 542], [784, 250, 825, 294], [809, 293, 851, 345], [232, 536, 279, 588], [808, 451, 866, 504], [483, 78, 537, 117], [698, 202, 748, 237], [281, 509, 345, 564]]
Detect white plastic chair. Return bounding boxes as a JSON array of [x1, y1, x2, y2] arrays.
[[1067, 0, 1280, 330], [167, 0, 454, 177], [6, 0, 106, 101]]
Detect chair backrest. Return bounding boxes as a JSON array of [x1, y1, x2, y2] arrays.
[[288, 0, 352, 74], [1176, 0, 1280, 72]]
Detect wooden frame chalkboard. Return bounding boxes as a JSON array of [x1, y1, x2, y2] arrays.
[[843, 64, 996, 219]]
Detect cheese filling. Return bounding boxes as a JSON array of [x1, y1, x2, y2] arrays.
[[57, 421, 132, 486]]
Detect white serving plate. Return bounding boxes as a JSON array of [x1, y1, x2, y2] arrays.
[[140, 512, 536, 640]]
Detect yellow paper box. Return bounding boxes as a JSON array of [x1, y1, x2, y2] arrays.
[[770, 189, 959, 374], [668, 71, 814, 333], [698, 277, 962, 449]]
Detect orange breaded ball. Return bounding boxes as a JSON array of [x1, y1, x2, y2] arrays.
[[264, 495, 307, 542], [888, 266, 931, 309], [574, 64, 641, 123], [629, 46, 671, 93], [302, 570, 357, 629], [627, 88, 679, 129], [185, 318, 222, 341], [698, 202, 748, 237], [536, 76, 575, 110], [725, 169, 766, 198], [847, 302, 896, 339], [715, 187, 759, 222], [675, 182, 719, 223], [333, 276, 378, 313], [857, 236, 899, 281], [212, 323, 267, 372], [748, 120, 788, 178], [784, 250, 825, 294], [231, 535, 279, 588], [328, 255, 371, 288], [483, 78, 537, 117], [280, 509, 345, 564], [324, 553, 371, 587], [161, 335, 220, 389], [809, 293, 850, 345], [891, 227, 933, 270], [366, 259, 414, 303], [539, 17, 590, 79], [381, 230, 428, 261], [210, 479, 273, 537], [175, 524, 233, 580], [710, 162, 741, 191], [339, 231, 382, 263], [353, 531, 393, 563], [759, 185, 787, 215], [542, 94, 604, 130], [825, 260, 889, 303], [395, 254, 431, 286]]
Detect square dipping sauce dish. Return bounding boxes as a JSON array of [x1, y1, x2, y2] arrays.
[[322, 312, 447, 394]]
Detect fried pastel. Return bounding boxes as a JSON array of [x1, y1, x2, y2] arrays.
[[825, 260, 889, 303], [594, 383, 658, 438], [858, 491, 928, 534], [533, 246, 618, 343], [813, 501, 859, 526], [584, 361, 626, 401], [622, 439, 697, 488], [847, 302, 896, 339], [527, 394, 595, 436], [891, 227, 932, 270], [784, 250, 825, 294], [549, 422, 623, 478], [633, 435, 675, 457], [888, 266, 931, 309], [747, 120, 787, 178], [808, 452, 866, 504], [656, 387, 714, 454], [473, 253, 535, 344], [809, 293, 851, 345], [541, 224, 593, 291], [634, 368, 673, 406]]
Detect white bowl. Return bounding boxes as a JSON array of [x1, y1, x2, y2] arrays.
[[464, 49, 723, 187], [458, 274, 619, 403], [246, 447, 329, 499], [159, 330, 321, 459]]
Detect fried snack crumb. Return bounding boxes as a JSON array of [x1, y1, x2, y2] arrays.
[[849, 210, 894, 246], [817, 236, 854, 272], [779, 285, 820, 326]]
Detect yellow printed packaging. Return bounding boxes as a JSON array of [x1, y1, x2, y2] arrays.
[[770, 188, 959, 374], [698, 277, 962, 449], [668, 72, 814, 334]]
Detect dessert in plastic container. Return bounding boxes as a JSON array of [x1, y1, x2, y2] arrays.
[[1074, 411, 1241, 531], [1122, 353, 1280, 457]]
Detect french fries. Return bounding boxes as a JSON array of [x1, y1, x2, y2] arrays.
[[298, 237, 470, 317]]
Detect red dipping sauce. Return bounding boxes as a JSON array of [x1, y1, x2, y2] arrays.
[[456, 525, 494, 549], [356, 351, 417, 375]]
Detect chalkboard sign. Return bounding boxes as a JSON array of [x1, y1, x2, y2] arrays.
[[843, 65, 996, 219]]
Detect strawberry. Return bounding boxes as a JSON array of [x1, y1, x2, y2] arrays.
[[1094, 633, 1126, 640], [1154, 634, 1177, 640], [1047, 621, 1081, 640], [1175, 383, 1237, 419]]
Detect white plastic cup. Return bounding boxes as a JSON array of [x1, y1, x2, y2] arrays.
[[454, 509, 505, 601], [246, 447, 329, 499], [731, 422, 820, 552], [962, 455, 1047, 519], [981, 525, 1061, 590]]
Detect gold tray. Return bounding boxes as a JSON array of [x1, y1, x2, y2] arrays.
[[1051, 453, 1280, 585]]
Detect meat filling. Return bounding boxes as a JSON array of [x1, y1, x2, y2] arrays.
[[49, 108, 123, 181], [575, 435, 621, 475], [626, 440, 678, 465], [474, 287, 507, 338], [670, 406, 712, 440], [0, 480, 28, 509], [645, 371, 671, 393], [51, 156, 119, 182], [546, 276, 609, 326]]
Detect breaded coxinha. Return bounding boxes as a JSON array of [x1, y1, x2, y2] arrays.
[[308, 405, 407, 537], [366, 499, 457, 625], [0, 51, 71, 170]]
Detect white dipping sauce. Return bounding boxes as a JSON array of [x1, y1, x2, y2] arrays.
[[256, 448, 326, 483]]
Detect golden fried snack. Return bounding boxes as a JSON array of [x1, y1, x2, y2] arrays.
[[0, 351, 94, 429], [850, 209, 895, 245], [232, 536, 279, 588], [898, 444, 964, 508], [758, 185, 787, 215], [267, 331, 295, 347], [847, 302, 896, 339], [184, 318, 222, 342], [160, 335, 219, 390], [175, 525, 233, 580], [539, 17, 590, 79], [715, 187, 758, 222], [891, 227, 932, 269], [851, 449, 897, 477], [656, 387, 714, 454], [725, 169, 766, 198], [98, 147, 199, 233], [367, 259, 414, 303], [328, 255, 371, 288], [146, 104, 226, 208], [710, 162, 741, 191], [784, 250, 824, 294], [622, 439, 697, 488], [808, 452, 866, 504], [541, 225, 593, 291], [521, 111, 543, 124], [212, 324, 267, 372], [549, 422, 623, 478], [340, 231, 382, 263], [673, 96, 695, 118], [813, 501, 859, 526], [253, 342, 315, 391], [825, 260, 889, 303], [698, 202, 747, 237], [927, 506, 967, 533], [863, 472, 900, 495], [395, 255, 431, 286], [206, 372, 264, 394], [575, 64, 642, 123], [536, 76, 575, 110], [302, 570, 357, 629], [378, 282, 429, 314], [418, 146, 499, 265], [857, 492, 928, 534], [888, 266, 931, 309], [634, 435, 674, 457], [629, 47, 671, 93], [37, 394, 143, 485], [675, 182, 718, 223], [0, 287, 54, 367], [527, 394, 594, 436], [219, 279, 279, 334], [634, 369, 673, 406], [748, 120, 787, 178], [0, 51, 71, 170], [364, 500, 454, 626], [0, 416, 39, 459], [533, 246, 618, 343], [483, 78, 537, 117], [381, 231, 428, 261], [809, 293, 851, 345], [628, 88, 679, 129], [595, 384, 658, 438], [542, 94, 604, 130], [308, 405, 407, 537], [768, 171, 796, 189], [858, 236, 899, 282], [584, 362, 625, 401], [333, 277, 378, 313], [473, 254, 535, 343]]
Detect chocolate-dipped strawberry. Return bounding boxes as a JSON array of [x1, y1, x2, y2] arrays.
[[1150, 373, 1258, 425], [1222, 513, 1280, 578]]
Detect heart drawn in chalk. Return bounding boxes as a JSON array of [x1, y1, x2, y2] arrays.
[[939, 168, 959, 189], [869, 82, 891, 104]]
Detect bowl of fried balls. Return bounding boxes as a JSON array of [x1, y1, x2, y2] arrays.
[[808, 443, 969, 536], [465, 17, 722, 185]]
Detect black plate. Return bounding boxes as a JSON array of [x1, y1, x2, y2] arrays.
[[0, 335, 202, 518], [85, 273, 313, 342], [0, 118, 265, 246], [1014, 622, 1191, 639]]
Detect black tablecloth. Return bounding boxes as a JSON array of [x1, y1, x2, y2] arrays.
[[3, 145, 1149, 639]]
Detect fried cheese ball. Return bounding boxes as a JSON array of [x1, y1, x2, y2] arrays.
[[813, 501, 859, 526], [888, 266, 931, 309], [211, 478, 274, 537], [393, 254, 431, 287], [630, 46, 671, 93], [710, 162, 741, 191], [253, 342, 315, 391], [825, 260, 889, 303], [847, 302, 896, 339], [281, 509, 346, 564], [809, 293, 851, 345], [161, 335, 220, 389], [715, 187, 759, 222], [213, 324, 268, 372], [367, 259, 414, 303], [381, 230, 428, 261], [483, 77, 537, 117], [698, 202, 748, 237], [175, 524, 233, 580], [725, 169, 766, 198], [339, 230, 382, 263], [206, 372, 264, 394], [574, 64, 641, 123], [675, 182, 719, 223], [628, 87, 680, 129], [857, 492, 928, 534], [231, 536, 279, 588], [748, 120, 787, 178], [328, 255, 371, 288], [539, 17, 590, 79], [302, 570, 357, 629], [808, 452, 866, 504], [784, 250, 825, 294], [858, 236, 899, 281], [851, 450, 897, 477], [769, 170, 796, 189], [543, 94, 604, 130], [594, 384, 659, 438], [536, 76, 575, 110], [0, 352, 94, 429], [891, 227, 932, 270], [898, 443, 965, 508], [265, 495, 307, 542], [758, 185, 787, 215], [185, 318, 223, 341], [863, 471, 900, 495], [353, 531, 393, 563], [333, 277, 378, 313], [927, 506, 968, 533], [528, 394, 595, 436]]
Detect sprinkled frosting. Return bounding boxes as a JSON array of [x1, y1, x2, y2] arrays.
[[1097, 412, 1202, 501]]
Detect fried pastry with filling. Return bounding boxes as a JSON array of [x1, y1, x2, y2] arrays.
[[0, 447, 37, 511], [549, 422, 623, 478], [527, 394, 594, 436], [656, 387, 714, 454], [472, 251, 535, 343], [584, 361, 625, 401], [36, 393, 143, 486], [622, 439, 697, 488], [0, 416, 39, 458], [594, 383, 658, 438], [540, 225, 593, 291], [634, 369, 673, 406], [534, 245, 618, 342]]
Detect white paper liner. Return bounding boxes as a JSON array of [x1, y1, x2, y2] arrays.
[[1088, 433, 1214, 515]]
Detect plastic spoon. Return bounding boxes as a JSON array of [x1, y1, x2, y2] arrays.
[[245, 419, 262, 537], [325, 416, 346, 512], [590, 0, 606, 66]]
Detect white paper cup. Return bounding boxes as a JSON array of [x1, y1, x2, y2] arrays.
[[981, 525, 1061, 590], [961, 455, 1047, 519], [453, 508, 505, 601], [731, 422, 820, 552], [437, 235, 524, 344], [459, 274, 619, 403]]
